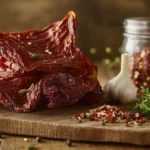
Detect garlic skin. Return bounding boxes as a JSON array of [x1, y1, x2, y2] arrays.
[[104, 53, 137, 104]]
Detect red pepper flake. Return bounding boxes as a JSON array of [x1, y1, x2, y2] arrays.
[[77, 116, 82, 121], [95, 108, 100, 113], [89, 117, 99, 121], [131, 48, 150, 96], [106, 114, 112, 122], [137, 119, 145, 124]]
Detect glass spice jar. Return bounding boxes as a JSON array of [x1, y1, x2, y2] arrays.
[[122, 18, 150, 96]]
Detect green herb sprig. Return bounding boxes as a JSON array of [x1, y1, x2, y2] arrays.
[[133, 88, 150, 116]]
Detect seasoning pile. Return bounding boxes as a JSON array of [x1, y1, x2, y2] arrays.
[[131, 48, 150, 95], [73, 105, 147, 127]]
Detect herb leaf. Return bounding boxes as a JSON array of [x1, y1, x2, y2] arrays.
[[132, 88, 150, 116], [18, 84, 34, 95], [30, 53, 38, 59], [18, 89, 28, 94]]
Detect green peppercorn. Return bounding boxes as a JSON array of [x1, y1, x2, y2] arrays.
[[28, 144, 34, 150], [65, 140, 72, 146]]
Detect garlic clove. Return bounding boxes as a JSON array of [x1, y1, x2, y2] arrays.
[[103, 53, 137, 104], [114, 77, 137, 104]]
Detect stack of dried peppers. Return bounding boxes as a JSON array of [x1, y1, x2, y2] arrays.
[[0, 11, 103, 112]]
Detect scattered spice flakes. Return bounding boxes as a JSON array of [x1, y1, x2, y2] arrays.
[[73, 105, 147, 127]]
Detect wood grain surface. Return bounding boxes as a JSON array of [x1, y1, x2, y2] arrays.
[[1, 135, 149, 150], [0, 104, 149, 146]]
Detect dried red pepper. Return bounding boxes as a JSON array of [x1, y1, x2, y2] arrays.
[[0, 11, 103, 112]]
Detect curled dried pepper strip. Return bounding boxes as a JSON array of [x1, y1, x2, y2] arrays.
[[0, 12, 77, 80]]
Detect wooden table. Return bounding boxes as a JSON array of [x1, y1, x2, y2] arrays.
[[0, 63, 149, 150], [1, 134, 149, 150]]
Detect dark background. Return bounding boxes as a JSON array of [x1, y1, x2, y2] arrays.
[[0, 0, 150, 61]]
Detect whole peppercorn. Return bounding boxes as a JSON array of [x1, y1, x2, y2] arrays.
[[36, 136, 42, 142], [78, 119, 82, 124], [24, 138, 28, 142], [101, 120, 106, 125], [65, 140, 72, 146], [28, 144, 34, 150]]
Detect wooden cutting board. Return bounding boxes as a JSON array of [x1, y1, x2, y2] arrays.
[[0, 104, 149, 146]]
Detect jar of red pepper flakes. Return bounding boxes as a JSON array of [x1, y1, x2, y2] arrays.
[[122, 18, 150, 96]]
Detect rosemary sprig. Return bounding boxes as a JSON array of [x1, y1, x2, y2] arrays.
[[133, 88, 150, 116]]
